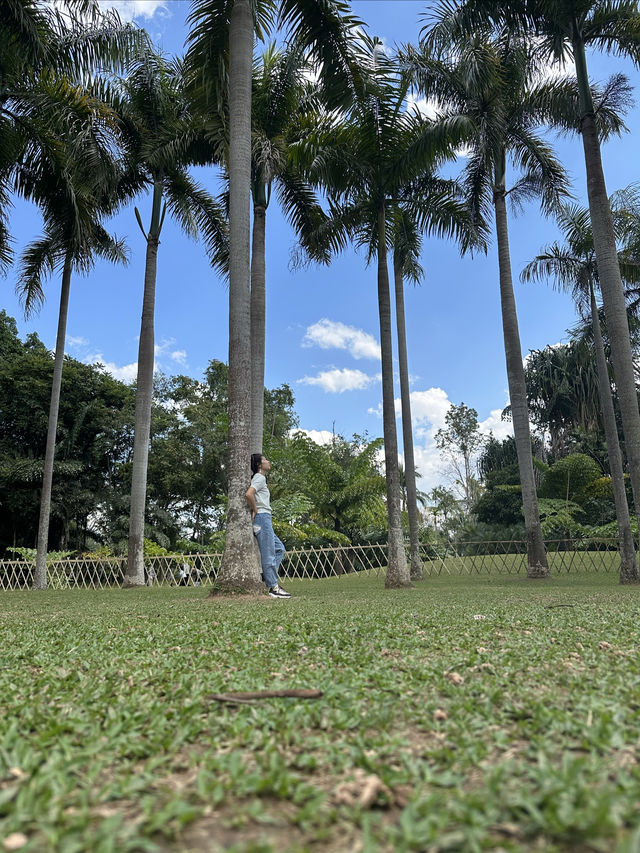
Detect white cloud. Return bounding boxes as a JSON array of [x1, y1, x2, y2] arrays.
[[291, 428, 335, 446], [368, 386, 452, 429], [407, 92, 439, 121], [97, 0, 168, 22], [66, 335, 89, 349], [303, 319, 380, 361], [479, 408, 513, 441], [298, 368, 375, 393], [170, 349, 187, 365], [89, 355, 139, 384]]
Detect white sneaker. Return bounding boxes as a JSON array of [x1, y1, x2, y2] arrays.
[[268, 585, 291, 599]]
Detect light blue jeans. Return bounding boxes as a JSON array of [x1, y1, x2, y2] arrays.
[[253, 512, 285, 589]]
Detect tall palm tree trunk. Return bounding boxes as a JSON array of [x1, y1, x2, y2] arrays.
[[589, 283, 639, 583], [493, 170, 549, 578], [378, 208, 410, 588], [125, 179, 163, 587], [574, 39, 640, 542], [250, 202, 266, 454], [34, 252, 73, 589], [218, 0, 262, 591], [393, 253, 422, 580]]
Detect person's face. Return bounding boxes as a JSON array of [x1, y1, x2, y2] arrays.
[[260, 457, 271, 473]]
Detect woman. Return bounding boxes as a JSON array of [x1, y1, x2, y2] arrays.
[[245, 453, 290, 598]]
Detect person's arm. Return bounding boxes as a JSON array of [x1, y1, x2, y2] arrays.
[[245, 486, 257, 518]]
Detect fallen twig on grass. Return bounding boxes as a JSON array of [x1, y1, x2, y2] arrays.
[[209, 689, 323, 705], [544, 604, 575, 609]]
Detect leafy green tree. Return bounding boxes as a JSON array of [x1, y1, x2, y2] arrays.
[[270, 432, 387, 541], [426, 485, 464, 537], [435, 403, 485, 515], [0, 311, 135, 556], [539, 453, 603, 504], [407, 27, 572, 577], [118, 49, 228, 587], [522, 342, 602, 458]]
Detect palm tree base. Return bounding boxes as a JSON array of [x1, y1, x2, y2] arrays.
[[384, 577, 414, 589], [619, 568, 640, 585], [122, 576, 146, 588], [525, 565, 551, 579], [409, 557, 423, 581], [208, 579, 264, 597]]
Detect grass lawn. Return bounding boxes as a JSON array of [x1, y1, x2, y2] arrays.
[[1, 573, 640, 852]]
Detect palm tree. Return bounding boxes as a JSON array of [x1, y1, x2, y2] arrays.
[[0, 0, 143, 270], [248, 44, 331, 455], [15, 102, 129, 590], [391, 172, 484, 580], [405, 29, 572, 578], [425, 0, 640, 577], [185, 0, 361, 591], [302, 39, 473, 587], [118, 50, 228, 587], [522, 201, 640, 582]]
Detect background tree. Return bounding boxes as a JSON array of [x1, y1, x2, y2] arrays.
[[303, 37, 473, 587], [434, 402, 485, 516], [0, 0, 143, 270], [248, 44, 330, 454], [185, 0, 362, 592], [522, 199, 640, 581], [407, 26, 572, 577], [16, 96, 130, 589], [430, 0, 640, 574], [118, 49, 228, 587]]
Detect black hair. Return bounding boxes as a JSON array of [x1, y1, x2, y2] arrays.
[[250, 453, 263, 475]]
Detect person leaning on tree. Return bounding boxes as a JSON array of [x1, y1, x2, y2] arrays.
[[245, 453, 290, 598]]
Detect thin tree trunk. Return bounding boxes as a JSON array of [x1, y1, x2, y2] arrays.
[[493, 175, 549, 578], [34, 252, 73, 589], [378, 208, 410, 589], [125, 179, 163, 588], [590, 283, 639, 583], [574, 38, 640, 542], [218, 0, 262, 592], [393, 253, 422, 580], [250, 202, 266, 455]]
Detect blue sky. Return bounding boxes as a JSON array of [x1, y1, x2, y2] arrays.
[[4, 1, 640, 494]]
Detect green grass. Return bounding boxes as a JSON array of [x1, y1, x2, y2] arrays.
[[1, 573, 640, 852]]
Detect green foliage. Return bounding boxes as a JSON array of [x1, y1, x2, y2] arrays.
[[270, 432, 387, 542], [537, 498, 585, 538], [6, 547, 75, 564], [474, 484, 524, 526], [539, 453, 603, 505]]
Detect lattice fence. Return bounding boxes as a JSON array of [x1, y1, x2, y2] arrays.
[[0, 538, 623, 590]]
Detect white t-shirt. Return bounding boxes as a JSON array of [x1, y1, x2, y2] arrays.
[[251, 472, 271, 514]]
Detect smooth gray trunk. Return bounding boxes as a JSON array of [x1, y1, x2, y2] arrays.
[[393, 254, 422, 580], [124, 187, 161, 588], [34, 253, 73, 589], [493, 183, 549, 578], [218, 0, 262, 591], [250, 203, 266, 455], [579, 110, 640, 546], [378, 209, 410, 588], [590, 284, 639, 583]]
